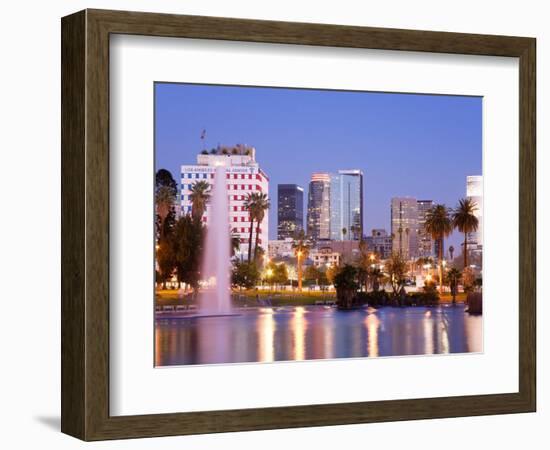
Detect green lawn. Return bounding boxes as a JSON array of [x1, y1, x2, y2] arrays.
[[155, 289, 467, 307], [155, 289, 336, 307]]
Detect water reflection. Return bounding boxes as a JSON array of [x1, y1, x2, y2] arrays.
[[257, 308, 275, 362], [365, 313, 380, 357], [155, 305, 483, 366]]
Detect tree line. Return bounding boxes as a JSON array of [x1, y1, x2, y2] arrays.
[[155, 168, 273, 291]]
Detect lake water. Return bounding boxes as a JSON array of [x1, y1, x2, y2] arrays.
[[155, 305, 482, 366]]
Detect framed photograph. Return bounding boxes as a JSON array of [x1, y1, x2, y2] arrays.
[[61, 9, 536, 441]]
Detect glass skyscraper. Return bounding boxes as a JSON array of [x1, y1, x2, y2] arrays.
[[306, 173, 331, 241], [391, 197, 418, 259], [277, 184, 304, 239], [417, 199, 434, 258], [329, 170, 364, 241]]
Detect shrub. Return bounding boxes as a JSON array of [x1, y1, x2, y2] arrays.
[[356, 290, 389, 307]]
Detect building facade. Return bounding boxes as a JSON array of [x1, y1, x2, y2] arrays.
[[416, 199, 434, 258], [277, 184, 304, 239], [306, 173, 331, 241], [329, 170, 364, 241], [391, 197, 418, 259], [316, 240, 360, 264], [466, 175, 483, 251], [180, 145, 269, 259], [268, 238, 295, 259], [364, 229, 393, 260], [309, 247, 341, 268]]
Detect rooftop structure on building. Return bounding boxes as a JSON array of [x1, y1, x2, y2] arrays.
[[180, 144, 269, 259]]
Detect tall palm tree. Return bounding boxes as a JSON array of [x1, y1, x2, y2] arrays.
[[452, 198, 479, 269], [252, 193, 270, 261], [449, 245, 455, 261], [446, 267, 462, 304], [397, 226, 403, 257], [243, 192, 258, 261], [189, 180, 210, 221], [292, 230, 310, 292], [405, 227, 410, 259], [230, 231, 241, 258], [424, 204, 453, 294], [155, 185, 176, 235], [341, 227, 348, 262]]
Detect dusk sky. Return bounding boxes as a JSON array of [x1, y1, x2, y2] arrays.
[[155, 83, 482, 251]]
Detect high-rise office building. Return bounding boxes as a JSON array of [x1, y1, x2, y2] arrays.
[[365, 229, 393, 259], [466, 175, 483, 250], [306, 173, 331, 241], [391, 197, 418, 259], [277, 184, 304, 239], [329, 170, 364, 241], [417, 200, 434, 258], [180, 144, 269, 259]]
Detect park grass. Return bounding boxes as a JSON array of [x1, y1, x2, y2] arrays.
[[155, 288, 335, 307], [439, 293, 467, 303], [155, 289, 467, 306]]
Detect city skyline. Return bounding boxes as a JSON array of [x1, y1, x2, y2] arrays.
[[155, 82, 482, 250]]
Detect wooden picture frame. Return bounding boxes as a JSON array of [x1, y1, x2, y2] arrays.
[[61, 9, 536, 441]]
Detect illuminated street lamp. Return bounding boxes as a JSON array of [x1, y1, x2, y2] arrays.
[[295, 250, 304, 292], [266, 268, 273, 290]]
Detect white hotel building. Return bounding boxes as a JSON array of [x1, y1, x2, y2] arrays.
[[180, 145, 269, 259]]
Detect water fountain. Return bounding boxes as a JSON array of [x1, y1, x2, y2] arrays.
[[198, 163, 232, 315]]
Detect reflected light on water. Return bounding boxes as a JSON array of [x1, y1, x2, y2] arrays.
[[292, 307, 307, 361], [154, 306, 483, 366], [154, 325, 161, 366], [257, 309, 276, 362], [323, 317, 334, 360], [423, 312, 434, 355], [440, 315, 450, 354], [365, 313, 380, 357]]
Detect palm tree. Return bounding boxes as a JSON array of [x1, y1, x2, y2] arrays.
[[244, 192, 258, 261], [155, 169, 178, 240], [292, 230, 310, 292], [424, 204, 453, 294], [449, 245, 455, 261], [252, 193, 270, 261], [397, 226, 403, 256], [405, 227, 410, 259], [341, 227, 348, 262], [230, 231, 241, 258], [369, 267, 384, 292], [155, 185, 175, 233], [452, 198, 479, 269], [189, 180, 210, 221], [446, 267, 462, 304]]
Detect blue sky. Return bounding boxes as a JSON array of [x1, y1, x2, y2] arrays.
[[155, 83, 482, 250]]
